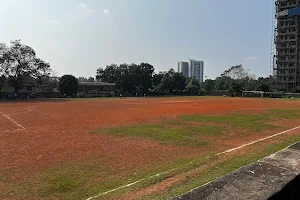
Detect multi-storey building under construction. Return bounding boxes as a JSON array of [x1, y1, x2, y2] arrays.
[[274, 0, 300, 92]]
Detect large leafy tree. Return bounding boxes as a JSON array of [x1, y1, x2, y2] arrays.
[[0, 40, 51, 93], [152, 72, 165, 89], [203, 79, 215, 93], [187, 77, 200, 95], [88, 77, 95, 82], [156, 70, 174, 94], [0, 75, 6, 90], [214, 76, 232, 90], [59, 75, 78, 96], [256, 76, 274, 92], [96, 64, 118, 83], [135, 63, 154, 93], [96, 63, 154, 95], [172, 72, 186, 94], [221, 64, 249, 80], [155, 69, 186, 94], [221, 65, 255, 96]]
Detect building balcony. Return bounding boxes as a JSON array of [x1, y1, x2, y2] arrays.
[[277, 24, 297, 28], [276, 45, 297, 49], [277, 51, 297, 55], [274, 67, 297, 70], [277, 59, 297, 63], [278, 3, 299, 11], [277, 31, 297, 36], [278, 37, 297, 42]]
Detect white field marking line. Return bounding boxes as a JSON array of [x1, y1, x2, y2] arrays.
[[85, 162, 193, 200], [85, 125, 300, 200], [0, 112, 25, 131], [9, 105, 37, 116], [0, 129, 24, 133], [216, 125, 300, 155], [180, 142, 300, 197]]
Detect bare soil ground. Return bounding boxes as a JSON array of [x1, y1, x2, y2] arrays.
[[0, 97, 300, 199]]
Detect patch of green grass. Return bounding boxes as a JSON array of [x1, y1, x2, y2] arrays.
[[269, 109, 300, 119], [101, 124, 208, 147], [94, 109, 300, 147], [187, 125, 223, 136], [42, 177, 82, 196], [180, 113, 276, 132], [25, 157, 194, 200]]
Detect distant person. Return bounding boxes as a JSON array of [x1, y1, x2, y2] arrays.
[[120, 93, 123, 99]]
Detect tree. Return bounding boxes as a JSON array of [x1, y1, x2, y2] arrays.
[[0, 75, 6, 90], [229, 81, 244, 96], [172, 72, 186, 94], [136, 63, 154, 93], [59, 75, 78, 96], [0, 40, 51, 93], [256, 76, 274, 92], [242, 76, 257, 91], [214, 76, 232, 90], [35, 74, 49, 95], [155, 69, 187, 95], [88, 77, 95, 82], [186, 77, 200, 95], [96, 64, 118, 83], [96, 63, 155, 95], [78, 77, 88, 82], [203, 79, 214, 93], [221, 64, 249, 80], [187, 84, 199, 95], [221, 65, 255, 96], [152, 72, 165, 89], [156, 69, 174, 94]]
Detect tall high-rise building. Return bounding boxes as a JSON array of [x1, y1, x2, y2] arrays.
[[177, 61, 189, 78], [189, 59, 204, 83], [274, 0, 300, 92], [177, 59, 204, 83]]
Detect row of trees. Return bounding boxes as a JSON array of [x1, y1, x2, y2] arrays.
[[96, 63, 274, 96], [203, 65, 274, 95], [1, 40, 274, 97]]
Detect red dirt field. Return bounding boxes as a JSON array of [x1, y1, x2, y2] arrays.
[[0, 97, 300, 199]]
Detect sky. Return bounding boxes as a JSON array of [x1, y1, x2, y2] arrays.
[[0, 0, 273, 79]]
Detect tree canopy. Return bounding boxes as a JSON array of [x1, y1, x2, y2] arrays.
[[0, 40, 51, 92], [94, 63, 275, 97], [58, 75, 78, 96], [96, 63, 155, 95]]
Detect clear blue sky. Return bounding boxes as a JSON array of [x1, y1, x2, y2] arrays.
[[0, 0, 273, 79]]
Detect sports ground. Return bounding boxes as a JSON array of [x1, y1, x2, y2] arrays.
[[0, 97, 300, 200]]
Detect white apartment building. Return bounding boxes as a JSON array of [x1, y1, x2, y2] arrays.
[[177, 59, 204, 83], [189, 59, 204, 83], [177, 61, 189, 78]]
